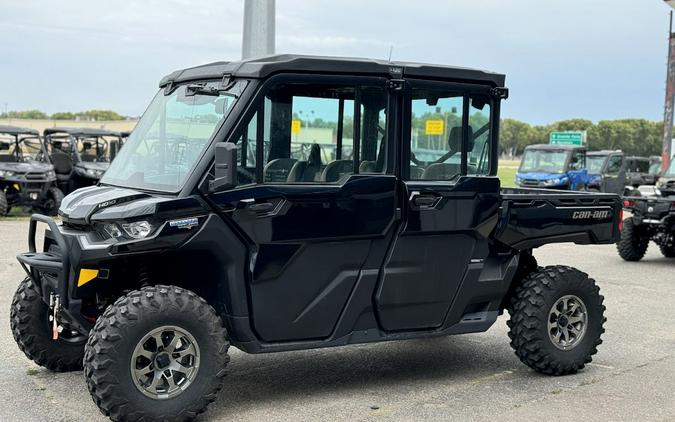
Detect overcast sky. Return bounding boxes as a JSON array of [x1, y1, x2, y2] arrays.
[[0, 0, 672, 124]]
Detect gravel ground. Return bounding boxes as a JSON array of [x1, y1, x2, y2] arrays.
[[0, 218, 673, 422]]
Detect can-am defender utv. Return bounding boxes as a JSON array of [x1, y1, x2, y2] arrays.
[[43, 127, 121, 195], [0, 125, 63, 216], [11, 55, 620, 421], [618, 157, 675, 261]]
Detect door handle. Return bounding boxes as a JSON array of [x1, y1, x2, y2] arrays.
[[412, 195, 437, 207], [247, 202, 276, 213]]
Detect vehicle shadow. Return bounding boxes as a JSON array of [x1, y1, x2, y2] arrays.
[[206, 334, 521, 418]]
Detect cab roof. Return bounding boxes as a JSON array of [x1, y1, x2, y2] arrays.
[[43, 127, 121, 137], [587, 150, 623, 156], [0, 125, 39, 136], [159, 54, 506, 88], [524, 144, 586, 151]]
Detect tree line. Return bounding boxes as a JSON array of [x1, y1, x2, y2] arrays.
[[0, 109, 126, 121], [500, 118, 663, 157]]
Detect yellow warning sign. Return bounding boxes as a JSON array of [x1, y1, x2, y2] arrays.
[[291, 120, 302, 134], [425, 120, 445, 135]]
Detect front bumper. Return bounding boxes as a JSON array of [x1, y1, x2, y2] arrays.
[[3, 176, 55, 206]]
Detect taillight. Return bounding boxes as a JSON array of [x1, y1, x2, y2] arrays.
[[618, 208, 623, 232], [623, 199, 635, 208]]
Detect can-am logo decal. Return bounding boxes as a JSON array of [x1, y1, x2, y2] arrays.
[[169, 217, 199, 230], [572, 210, 610, 219]]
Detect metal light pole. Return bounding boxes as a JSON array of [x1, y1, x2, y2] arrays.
[[242, 0, 275, 59], [662, 1, 675, 171]]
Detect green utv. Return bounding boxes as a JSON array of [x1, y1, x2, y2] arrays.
[[10, 55, 620, 421]]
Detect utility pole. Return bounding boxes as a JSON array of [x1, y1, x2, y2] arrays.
[[663, 2, 675, 171], [242, 0, 275, 59]]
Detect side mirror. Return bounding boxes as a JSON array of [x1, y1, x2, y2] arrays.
[[209, 142, 238, 192], [0, 141, 9, 151]]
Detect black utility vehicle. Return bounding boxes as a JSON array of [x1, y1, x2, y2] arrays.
[[43, 127, 121, 194], [0, 125, 63, 216], [11, 55, 621, 421], [586, 150, 626, 194], [624, 156, 652, 187], [618, 158, 675, 261]]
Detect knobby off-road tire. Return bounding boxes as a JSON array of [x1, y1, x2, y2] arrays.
[[42, 187, 64, 216], [507, 266, 606, 375], [84, 285, 230, 421], [659, 243, 675, 258], [0, 190, 8, 216], [10, 278, 85, 371], [617, 218, 649, 261]]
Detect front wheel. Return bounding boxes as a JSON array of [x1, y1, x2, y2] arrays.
[[10, 278, 86, 371], [0, 190, 8, 216], [40, 187, 64, 216], [617, 218, 649, 261], [659, 243, 675, 258], [507, 266, 606, 375], [84, 285, 230, 421]]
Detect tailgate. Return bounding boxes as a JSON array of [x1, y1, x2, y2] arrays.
[[496, 188, 622, 250]]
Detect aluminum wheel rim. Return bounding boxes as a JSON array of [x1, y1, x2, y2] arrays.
[[548, 295, 588, 351], [130, 325, 200, 400]]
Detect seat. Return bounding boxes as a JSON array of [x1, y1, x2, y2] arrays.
[[410, 166, 424, 179], [321, 160, 353, 183], [359, 160, 376, 173], [422, 163, 461, 180], [264, 158, 297, 182], [50, 148, 72, 176]]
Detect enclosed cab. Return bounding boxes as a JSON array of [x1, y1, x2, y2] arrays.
[[646, 155, 662, 185], [43, 127, 122, 194], [0, 125, 63, 215], [624, 156, 651, 187], [586, 150, 625, 194], [11, 55, 620, 421], [516, 144, 588, 190]]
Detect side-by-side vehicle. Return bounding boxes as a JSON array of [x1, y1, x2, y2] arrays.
[[43, 127, 121, 194], [586, 150, 626, 194], [10, 55, 620, 421], [516, 144, 589, 190], [0, 125, 63, 216]]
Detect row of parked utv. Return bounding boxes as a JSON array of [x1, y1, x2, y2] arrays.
[[0, 125, 127, 216]]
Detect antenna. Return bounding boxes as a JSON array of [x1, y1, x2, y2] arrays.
[[388, 45, 394, 62]]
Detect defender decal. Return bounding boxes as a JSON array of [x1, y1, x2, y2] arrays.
[[169, 217, 199, 230]]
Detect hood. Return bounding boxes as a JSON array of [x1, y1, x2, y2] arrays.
[[0, 161, 54, 173], [516, 172, 567, 181], [59, 185, 207, 225]]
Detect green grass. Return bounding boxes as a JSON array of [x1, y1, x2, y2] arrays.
[[497, 165, 518, 188]]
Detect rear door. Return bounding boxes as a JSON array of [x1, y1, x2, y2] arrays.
[[602, 154, 625, 194], [208, 75, 397, 342], [375, 80, 501, 331]]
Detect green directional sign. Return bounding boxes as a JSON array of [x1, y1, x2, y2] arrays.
[[550, 131, 585, 146]]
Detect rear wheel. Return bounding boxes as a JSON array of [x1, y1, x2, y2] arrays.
[[659, 243, 675, 258], [617, 218, 649, 261], [0, 190, 8, 216], [507, 266, 606, 375], [10, 278, 86, 371], [84, 285, 230, 421]]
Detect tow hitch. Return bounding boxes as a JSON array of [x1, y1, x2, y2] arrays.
[[48, 293, 62, 340]]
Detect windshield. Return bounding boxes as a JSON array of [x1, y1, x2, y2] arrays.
[[519, 149, 569, 174], [101, 80, 243, 192], [587, 155, 607, 174], [0, 135, 47, 163], [649, 162, 662, 176], [626, 159, 650, 173], [665, 159, 675, 177]]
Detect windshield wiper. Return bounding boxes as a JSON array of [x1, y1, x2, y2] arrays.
[[185, 84, 239, 99]]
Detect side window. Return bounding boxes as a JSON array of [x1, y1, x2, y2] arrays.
[[233, 81, 387, 185], [570, 151, 585, 171], [606, 156, 623, 175], [468, 96, 491, 175], [409, 90, 464, 181]]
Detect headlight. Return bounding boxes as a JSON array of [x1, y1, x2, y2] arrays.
[[85, 168, 103, 177], [46, 170, 55, 178], [102, 221, 153, 240], [542, 178, 559, 186], [0, 170, 15, 177], [121, 221, 153, 239]]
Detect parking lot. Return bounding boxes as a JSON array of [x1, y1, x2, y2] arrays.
[[0, 218, 673, 422]]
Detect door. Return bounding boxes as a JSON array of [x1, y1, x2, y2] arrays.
[[375, 81, 500, 332], [209, 76, 397, 342], [602, 154, 625, 194], [567, 149, 588, 190]]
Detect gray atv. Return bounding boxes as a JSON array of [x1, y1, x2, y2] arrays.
[[0, 125, 63, 216]]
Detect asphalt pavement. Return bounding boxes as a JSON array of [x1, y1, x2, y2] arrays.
[[0, 219, 673, 422]]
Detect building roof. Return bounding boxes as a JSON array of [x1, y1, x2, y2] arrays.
[[43, 127, 121, 137], [0, 125, 39, 136], [159, 54, 506, 88]]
